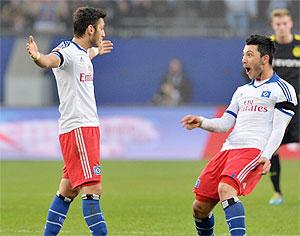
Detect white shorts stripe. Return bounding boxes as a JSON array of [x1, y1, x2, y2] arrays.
[[237, 161, 258, 183], [236, 152, 261, 182], [239, 162, 259, 182], [77, 128, 92, 178], [74, 129, 88, 179], [74, 129, 90, 179]]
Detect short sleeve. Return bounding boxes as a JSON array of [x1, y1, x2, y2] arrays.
[[51, 41, 72, 68]]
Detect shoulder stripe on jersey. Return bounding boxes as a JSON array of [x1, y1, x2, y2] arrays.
[[56, 40, 71, 49], [275, 81, 289, 101], [276, 108, 294, 117], [278, 79, 292, 101], [225, 110, 237, 118], [276, 81, 291, 102]]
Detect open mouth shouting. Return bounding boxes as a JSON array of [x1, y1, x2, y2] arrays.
[[244, 66, 251, 76]]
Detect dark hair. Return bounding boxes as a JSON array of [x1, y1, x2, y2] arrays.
[[73, 7, 106, 37], [246, 34, 276, 65]]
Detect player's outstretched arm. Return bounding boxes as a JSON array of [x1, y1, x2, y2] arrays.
[[181, 115, 203, 130], [26, 35, 60, 68], [88, 40, 113, 60], [182, 112, 235, 133]]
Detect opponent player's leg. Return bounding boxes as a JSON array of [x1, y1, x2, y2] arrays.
[[193, 199, 217, 236], [269, 151, 283, 205], [219, 178, 246, 236], [43, 178, 80, 236], [82, 182, 107, 236]]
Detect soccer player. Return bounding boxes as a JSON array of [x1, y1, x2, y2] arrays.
[[268, 8, 300, 205], [26, 7, 113, 236], [181, 35, 297, 236]]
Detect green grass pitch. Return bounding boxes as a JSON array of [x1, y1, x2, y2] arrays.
[[1, 160, 299, 236]]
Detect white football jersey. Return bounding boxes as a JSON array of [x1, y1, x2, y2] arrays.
[[51, 40, 99, 134], [222, 73, 298, 152]]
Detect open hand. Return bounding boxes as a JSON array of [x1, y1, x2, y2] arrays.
[[26, 35, 39, 59], [98, 40, 113, 55]]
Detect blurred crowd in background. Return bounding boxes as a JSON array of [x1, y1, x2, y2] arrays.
[[1, 0, 299, 38]]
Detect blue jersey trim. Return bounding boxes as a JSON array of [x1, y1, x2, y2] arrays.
[[248, 79, 255, 86], [225, 110, 237, 118], [55, 40, 71, 49], [265, 72, 279, 84], [276, 80, 292, 102], [71, 41, 87, 53], [248, 72, 279, 88], [277, 108, 294, 117], [278, 79, 292, 102], [276, 81, 289, 101]]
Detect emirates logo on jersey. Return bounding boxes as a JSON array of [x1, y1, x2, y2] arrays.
[[79, 73, 94, 82], [240, 99, 268, 112], [79, 65, 94, 82]]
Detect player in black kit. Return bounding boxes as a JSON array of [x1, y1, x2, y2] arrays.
[[269, 8, 300, 205]]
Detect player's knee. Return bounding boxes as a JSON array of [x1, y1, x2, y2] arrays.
[[59, 187, 80, 200], [71, 187, 80, 198], [218, 180, 238, 201], [81, 181, 102, 195], [192, 200, 211, 218], [67, 187, 80, 199]]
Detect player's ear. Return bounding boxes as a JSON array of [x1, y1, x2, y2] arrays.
[[87, 24, 95, 35], [262, 54, 270, 65]]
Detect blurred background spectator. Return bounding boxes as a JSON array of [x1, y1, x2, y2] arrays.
[[224, 0, 258, 37], [1, 0, 299, 37], [152, 58, 191, 106]]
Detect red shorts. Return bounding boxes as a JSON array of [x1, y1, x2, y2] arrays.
[[59, 127, 102, 189], [194, 148, 262, 202]]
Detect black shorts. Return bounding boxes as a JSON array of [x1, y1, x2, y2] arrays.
[[281, 105, 299, 144]]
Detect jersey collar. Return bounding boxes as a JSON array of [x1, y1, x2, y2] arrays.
[[248, 72, 279, 88], [71, 41, 87, 53]]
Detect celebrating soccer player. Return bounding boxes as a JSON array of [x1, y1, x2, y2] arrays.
[[268, 8, 300, 205], [26, 7, 113, 236], [181, 35, 297, 236]]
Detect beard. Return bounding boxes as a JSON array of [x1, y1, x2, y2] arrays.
[[250, 60, 264, 79], [90, 32, 101, 47]]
